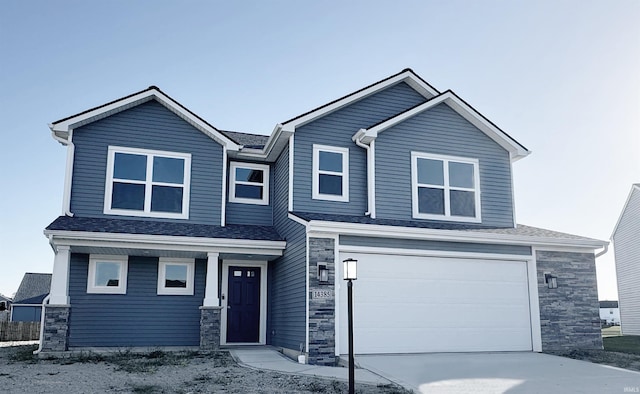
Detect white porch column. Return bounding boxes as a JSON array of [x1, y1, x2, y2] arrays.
[[49, 245, 71, 305], [203, 252, 220, 306]]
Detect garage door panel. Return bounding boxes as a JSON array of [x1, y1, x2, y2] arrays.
[[339, 252, 533, 355]]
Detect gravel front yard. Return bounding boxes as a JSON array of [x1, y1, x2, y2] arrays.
[[0, 345, 410, 394]]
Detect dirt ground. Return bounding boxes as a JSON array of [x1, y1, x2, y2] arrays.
[[0, 345, 410, 394]]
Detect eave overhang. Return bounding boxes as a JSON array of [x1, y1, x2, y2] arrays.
[[360, 90, 530, 162], [290, 214, 607, 251], [44, 229, 286, 257], [49, 87, 241, 151]]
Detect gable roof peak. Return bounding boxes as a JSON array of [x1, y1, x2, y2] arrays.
[[49, 86, 240, 150], [280, 68, 440, 129]]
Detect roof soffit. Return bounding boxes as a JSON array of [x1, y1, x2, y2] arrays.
[[356, 91, 530, 162], [50, 88, 240, 150]]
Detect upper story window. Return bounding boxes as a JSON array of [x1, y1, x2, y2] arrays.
[[104, 146, 191, 219], [87, 255, 128, 294], [312, 144, 349, 202], [411, 152, 481, 222], [229, 162, 269, 205], [157, 258, 195, 295]]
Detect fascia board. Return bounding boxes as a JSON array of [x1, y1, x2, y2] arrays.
[[611, 185, 640, 240], [282, 71, 438, 130], [44, 230, 286, 252], [50, 89, 240, 151], [367, 92, 530, 162], [306, 220, 607, 250]]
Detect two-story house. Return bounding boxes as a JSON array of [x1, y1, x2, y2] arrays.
[[41, 69, 606, 364]]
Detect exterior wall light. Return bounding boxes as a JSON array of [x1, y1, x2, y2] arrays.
[[544, 273, 558, 289], [317, 263, 329, 283], [343, 258, 357, 281]]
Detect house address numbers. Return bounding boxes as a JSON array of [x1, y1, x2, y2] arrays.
[[312, 289, 333, 299]]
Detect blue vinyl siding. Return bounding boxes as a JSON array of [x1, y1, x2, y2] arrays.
[[268, 145, 307, 350], [375, 103, 515, 227], [293, 82, 427, 215], [340, 235, 532, 255], [226, 165, 273, 226], [70, 100, 223, 225], [67, 253, 205, 347], [11, 306, 42, 322]]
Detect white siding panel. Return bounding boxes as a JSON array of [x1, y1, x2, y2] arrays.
[[613, 188, 640, 335]]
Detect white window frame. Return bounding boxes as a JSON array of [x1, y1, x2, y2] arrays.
[[87, 255, 128, 294], [312, 144, 349, 202], [157, 258, 195, 296], [411, 152, 481, 223], [104, 146, 191, 219], [228, 162, 270, 205]]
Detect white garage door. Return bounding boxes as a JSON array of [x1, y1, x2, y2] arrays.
[[338, 252, 532, 355]]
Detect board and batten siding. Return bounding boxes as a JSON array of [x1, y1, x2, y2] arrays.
[[339, 235, 531, 256], [67, 253, 205, 347], [613, 186, 640, 335], [293, 82, 427, 216], [268, 145, 307, 351], [375, 103, 514, 227], [70, 100, 223, 225], [225, 166, 273, 226]]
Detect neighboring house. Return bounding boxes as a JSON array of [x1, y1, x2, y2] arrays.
[[41, 69, 607, 364], [612, 184, 640, 335], [0, 294, 12, 322], [0, 294, 11, 311], [11, 273, 51, 322], [599, 300, 620, 325]]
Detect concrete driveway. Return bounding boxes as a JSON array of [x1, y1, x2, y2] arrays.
[[357, 352, 640, 393]]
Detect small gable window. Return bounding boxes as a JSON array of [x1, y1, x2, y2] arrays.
[[87, 255, 128, 294], [104, 146, 191, 219], [411, 152, 481, 222], [312, 145, 349, 202], [229, 162, 269, 205], [157, 258, 195, 295]]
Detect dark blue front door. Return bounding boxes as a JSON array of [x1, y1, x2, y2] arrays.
[[226, 266, 261, 343]]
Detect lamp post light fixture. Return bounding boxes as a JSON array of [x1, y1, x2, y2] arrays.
[[343, 258, 357, 394]]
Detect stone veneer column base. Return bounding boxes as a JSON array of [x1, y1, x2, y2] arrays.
[[536, 250, 603, 350], [308, 237, 337, 366], [200, 306, 223, 351], [41, 305, 70, 352]]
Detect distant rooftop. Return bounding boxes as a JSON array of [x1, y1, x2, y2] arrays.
[[13, 273, 51, 304]]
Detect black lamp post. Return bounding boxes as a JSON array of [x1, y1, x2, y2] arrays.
[[343, 258, 357, 394]]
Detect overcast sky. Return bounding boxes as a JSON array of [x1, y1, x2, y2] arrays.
[[1, 1, 638, 299]]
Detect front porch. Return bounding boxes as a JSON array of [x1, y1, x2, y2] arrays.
[[41, 218, 285, 353]]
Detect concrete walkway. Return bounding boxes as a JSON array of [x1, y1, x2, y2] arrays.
[[228, 347, 391, 386]]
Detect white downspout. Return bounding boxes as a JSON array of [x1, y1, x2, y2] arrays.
[[595, 243, 609, 258], [33, 295, 50, 355], [353, 134, 376, 219], [50, 129, 75, 217]]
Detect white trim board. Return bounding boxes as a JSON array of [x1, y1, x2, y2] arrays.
[[220, 260, 268, 346], [302, 220, 607, 250], [50, 87, 240, 150]]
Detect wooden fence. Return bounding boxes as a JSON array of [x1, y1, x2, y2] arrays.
[[0, 321, 40, 341]]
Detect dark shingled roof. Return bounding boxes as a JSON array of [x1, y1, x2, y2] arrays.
[[221, 130, 270, 149], [599, 300, 618, 309], [291, 212, 600, 242], [13, 273, 52, 304], [46, 216, 283, 241]]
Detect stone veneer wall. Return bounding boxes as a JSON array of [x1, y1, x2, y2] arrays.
[[536, 250, 602, 350], [200, 307, 222, 351], [307, 237, 336, 365], [41, 305, 70, 352]]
